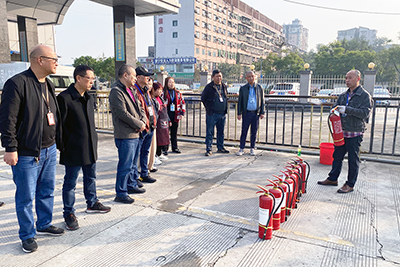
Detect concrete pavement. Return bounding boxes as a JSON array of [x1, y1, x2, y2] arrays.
[[0, 133, 399, 266]]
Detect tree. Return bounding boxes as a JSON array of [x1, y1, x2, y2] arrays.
[[376, 45, 400, 82], [73, 55, 115, 83]]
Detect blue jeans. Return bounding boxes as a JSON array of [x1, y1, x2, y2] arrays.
[[205, 113, 226, 151], [62, 163, 98, 217], [239, 112, 260, 149], [12, 144, 57, 241], [328, 135, 363, 187], [140, 130, 154, 177], [115, 138, 141, 197]]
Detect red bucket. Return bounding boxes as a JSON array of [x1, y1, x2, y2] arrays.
[[319, 143, 334, 165]]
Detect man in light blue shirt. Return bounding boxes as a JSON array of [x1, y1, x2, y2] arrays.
[[237, 71, 265, 156]]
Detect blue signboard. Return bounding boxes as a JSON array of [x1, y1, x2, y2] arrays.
[[153, 57, 197, 65], [115, 22, 125, 61]]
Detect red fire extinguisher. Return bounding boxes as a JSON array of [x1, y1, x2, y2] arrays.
[[283, 167, 300, 209], [266, 181, 283, 230], [257, 185, 275, 240], [280, 171, 295, 217], [285, 165, 302, 199], [272, 176, 289, 223], [292, 156, 310, 194], [328, 108, 345, 146]]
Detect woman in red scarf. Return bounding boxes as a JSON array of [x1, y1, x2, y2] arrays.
[[163, 77, 185, 154]]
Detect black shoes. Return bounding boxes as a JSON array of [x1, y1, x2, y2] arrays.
[[205, 151, 212, 156], [65, 214, 79, 231], [137, 179, 144, 188], [22, 238, 38, 253], [163, 151, 168, 156], [114, 195, 135, 204], [128, 186, 146, 194], [140, 175, 157, 183], [86, 201, 111, 213], [172, 148, 181, 153], [36, 225, 65, 236], [217, 148, 230, 153]]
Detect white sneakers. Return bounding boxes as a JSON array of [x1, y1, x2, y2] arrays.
[[154, 156, 162, 165], [237, 148, 256, 156], [159, 154, 169, 161]]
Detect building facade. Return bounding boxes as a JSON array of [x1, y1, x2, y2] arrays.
[[282, 18, 308, 53], [154, 0, 283, 73], [337, 27, 377, 45]]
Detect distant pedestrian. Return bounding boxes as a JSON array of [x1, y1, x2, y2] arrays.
[[154, 82, 170, 158], [201, 69, 229, 156], [147, 78, 160, 173], [318, 70, 373, 193], [163, 77, 185, 154], [109, 65, 147, 204], [57, 65, 111, 231], [237, 71, 265, 156], [0, 45, 65, 253], [135, 67, 157, 184]]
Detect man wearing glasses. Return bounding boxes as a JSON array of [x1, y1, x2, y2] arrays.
[[57, 65, 111, 231], [0, 45, 65, 253]]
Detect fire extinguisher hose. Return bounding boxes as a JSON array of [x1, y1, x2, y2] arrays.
[[304, 160, 311, 192], [283, 180, 291, 210]]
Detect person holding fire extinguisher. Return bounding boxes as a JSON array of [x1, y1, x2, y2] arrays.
[[318, 70, 373, 193]]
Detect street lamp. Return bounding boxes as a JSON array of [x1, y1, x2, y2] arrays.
[[250, 65, 255, 71], [304, 63, 310, 70], [160, 65, 165, 71], [368, 62, 375, 70], [203, 65, 209, 72]]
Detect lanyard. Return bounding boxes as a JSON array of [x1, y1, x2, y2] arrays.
[[135, 84, 150, 106], [41, 83, 51, 112], [169, 90, 175, 103]]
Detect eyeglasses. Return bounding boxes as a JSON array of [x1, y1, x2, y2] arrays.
[[79, 75, 96, 81], [40, 56, 58, 63]]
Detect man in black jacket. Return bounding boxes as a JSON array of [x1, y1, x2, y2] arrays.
[[318, 70, 373, 193], [57, 65, 111, 231], [0, 45, 65, 253], [201, 69, 230, 156], [237, 71, 265, 156]]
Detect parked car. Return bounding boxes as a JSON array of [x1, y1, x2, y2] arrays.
[[316, 89, 333, 103], [268, 82, 300, 101], [374, 88, 391, 106], [227, 86, 240, 96]]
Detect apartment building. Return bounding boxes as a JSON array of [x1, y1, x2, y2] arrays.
[[282, 18, 308, 53], [337, 27, 377, 45], [154, 0, 283, 73]]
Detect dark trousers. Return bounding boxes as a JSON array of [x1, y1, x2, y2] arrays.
[[239, 112, 260, 149], [328, 135, 363, 187], [156, 145, 168, 156], [169, 120, 179, 151]]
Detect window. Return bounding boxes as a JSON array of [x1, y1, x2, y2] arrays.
[[172, 20, 178, 26], [196, 48, 200, 54], [202, 21, 207, 28], [202, 49, 205, 55], [175, 49, 178, 54], [195, 31, 200, 38], [173, 32, 178, 38], [195, 7, 200, 14], [207, 24, 212, 30], [195, 19, 200, 26], [213, 51, 216, 57]]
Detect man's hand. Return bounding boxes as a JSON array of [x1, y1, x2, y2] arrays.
[[260, 114, 265, 119], [237, 115, 241, 121], [336, 105, 346, 114], [136, 123, 146, 132], [4, 152, 18, 166]]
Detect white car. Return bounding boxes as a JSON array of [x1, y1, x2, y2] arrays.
[[374, 88, 391, 106], [268, 83, 300, 101]]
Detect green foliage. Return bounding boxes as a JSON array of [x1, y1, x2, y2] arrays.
[[73, 55, 115, 82], [376, 45, 400, 82], [218, 62, 241, 77], [253, 51, 304, 76]]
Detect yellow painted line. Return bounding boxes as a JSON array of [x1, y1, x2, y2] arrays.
[[181, 206, 354, 247]]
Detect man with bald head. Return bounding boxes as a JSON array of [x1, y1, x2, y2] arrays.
[[318, 70, 373, 193], [0, 45, 65, 253]]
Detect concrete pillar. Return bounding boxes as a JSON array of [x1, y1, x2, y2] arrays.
[[363, 70, 376, 96], [155, 71, 168, 87], [113, 6, 136, 79], [200, 71, 211, 88], [17, 16, 38, 62], [299, 70, 312, 103], [0, 0, 10, 63]]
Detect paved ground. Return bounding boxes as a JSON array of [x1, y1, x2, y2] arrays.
[[0, 133, 399, 267]]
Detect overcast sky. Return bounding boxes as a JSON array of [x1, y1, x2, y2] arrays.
[[55, 0, 400, 65]]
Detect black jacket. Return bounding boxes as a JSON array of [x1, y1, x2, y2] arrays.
[[335, 85, 373, 133], [57, 84, 98, 166], [237, 83, 265, 116], [0, 68, 62, 156], [201, 81, 228, 115]]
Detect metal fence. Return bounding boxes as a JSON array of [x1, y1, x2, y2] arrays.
[[94, 92, 400, 157]]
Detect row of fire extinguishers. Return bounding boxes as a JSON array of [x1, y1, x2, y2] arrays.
[[256, 156, 310, 240]]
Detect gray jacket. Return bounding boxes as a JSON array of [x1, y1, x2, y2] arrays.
[[109, 80, 146, 139], [335, 85, 373, 133]]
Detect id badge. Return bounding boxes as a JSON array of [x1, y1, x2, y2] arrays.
[[148, 106, 154, 116], [47, 112, 55, 126], [170, 103, 175, 112], [219, 97, 223, 102]]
